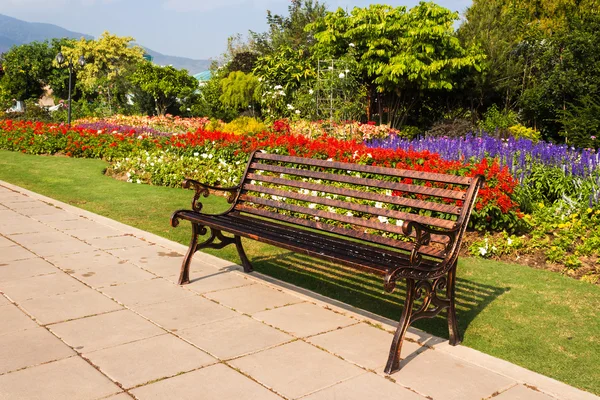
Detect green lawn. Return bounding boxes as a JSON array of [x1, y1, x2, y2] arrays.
[[1, 150, 599, 395]]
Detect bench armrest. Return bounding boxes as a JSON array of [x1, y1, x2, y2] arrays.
[[402, 220, 459, 266], [183, 179, 240, 213], [384, 221, 461, 291]]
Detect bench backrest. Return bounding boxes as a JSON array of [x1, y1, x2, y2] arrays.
[[233, 151, 484, 261]]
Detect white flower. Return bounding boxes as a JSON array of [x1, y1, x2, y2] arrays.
[[309, 89, 314, 95], [507, 237, 513, 246], [201, 153, 208, 159], [278, 90, 285, 96], [327, 158, 333, 162], [385, 189, 392, 196], [396, 219, 403, 226], [378, 216, 389, 224], [311, 190, 318, 197], [339, 72, 345, 79], [97, 130, 102, 134], [375, 202, 383, 209], [349, 43, 355, 47], [208, 154, 213, 159], [346, 211, 353, 217], [295, 110, 301, 115], [327, 207, 336, 213], [258, 77, 263, 82], [136, 179, 141, 184], [287, 104, 294, 110], [478, 247, 487, 256], [193, 152, 199, 157], [126, 172, 131, 178], [308, 203, 317, 209]]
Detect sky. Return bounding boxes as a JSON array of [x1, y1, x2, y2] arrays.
[[0, 0, 472, 60]]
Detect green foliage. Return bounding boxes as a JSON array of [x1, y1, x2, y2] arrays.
[[479, 104, 518, 133], [508, 124, 541, 142], [0, 40, 58, 100], [219, 71, 259, 110], [206, 117, 268, 135], [194, 63, 238, 121], [558, 94, 600, 148], [309, 2, 484, 127], [129, 62, 198, 116]]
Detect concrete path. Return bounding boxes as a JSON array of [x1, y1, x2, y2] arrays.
[[0, 180, 597, 400]]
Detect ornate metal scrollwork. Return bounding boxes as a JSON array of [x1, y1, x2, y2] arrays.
[[410, 276, 449, 321], [182, 179, 240, 213]]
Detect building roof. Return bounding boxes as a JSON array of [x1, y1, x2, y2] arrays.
[[193, 70, 212, 82]]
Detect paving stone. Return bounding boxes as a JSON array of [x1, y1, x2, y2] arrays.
[[253, 302, 357, 338], [0, 220, 57, 235], [0, 245, 37, 263], [179, 315, 292, 359], [47, 249, 128, 271], [87, 235, 150, 250], [303, 371, 426, 400], [104, 393, 135, 399], [494, 385, 559, 400], [0, 356, 121, 400], [101, 278, 195, 307], [307, 323, 424, 370], [0, 327, 75, 374], [106, 244, 165, 263], [0, 271, 86, 302], [32, 211, 81, 223], [392, 348, 516, 400], [0, 295, 10, 306], [17, 204, 63, 216], [49, 309, 165, 353], [0, 257, 57, 282], [204, 283, 303, 314], [7, 230, 72, 245], [2, 199, 45, 209], [135, 296, 238, 332], [22, 238, 95, 257], [183, 268, 255, 294], [230, 340, 364, 399], [44, 218, 107, 231], [0, 236, 15, 247], [19, 288, 122, 325], [67, 226, 126, 241], [69, 262, 155, 289], [138, 256, 189, 277], [131, 363, 283, 400], [84, 334, 216, 389], [0, 304, 38, 335]]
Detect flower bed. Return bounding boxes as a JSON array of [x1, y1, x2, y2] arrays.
[[0, 119, 520, 232]]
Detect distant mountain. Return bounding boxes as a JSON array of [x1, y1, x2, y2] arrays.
[[0, 14, 211, 75], [136, 45, 212, 75]]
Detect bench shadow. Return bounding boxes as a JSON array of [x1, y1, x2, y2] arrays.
[[249, 250, 508, 342]]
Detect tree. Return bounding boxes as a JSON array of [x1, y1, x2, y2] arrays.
[[57, 32, 144, 111], [250, 0, 327, 55], [308, 2, 484, 127], [219, 71, 259, 110], [130, 62, 198, 116], [0, 40, 57, 100]]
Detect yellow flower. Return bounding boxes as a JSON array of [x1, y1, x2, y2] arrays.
[[551, 246, 557, 250], [538, 202, 545, 208], [587, 208, 593, 213]]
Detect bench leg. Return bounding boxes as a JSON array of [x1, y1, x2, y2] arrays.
[[385, 278, 415, 374], [234, 235, 254, 273], [447, 266, 462, 346], [178, 222, 200, 285]]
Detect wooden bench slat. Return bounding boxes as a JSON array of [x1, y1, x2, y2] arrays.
[[249, 162, 467, 201], [235, 203, 447, 259], [228, 212, 441, 269], [241, 183, 457, 230], [243, 173, 462, 215], [254, 152, 474, 186]]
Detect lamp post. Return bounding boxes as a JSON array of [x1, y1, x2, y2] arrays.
[[55, 52, 85, 125]]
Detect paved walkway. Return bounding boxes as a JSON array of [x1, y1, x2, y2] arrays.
[[0, 181, 597, 400]]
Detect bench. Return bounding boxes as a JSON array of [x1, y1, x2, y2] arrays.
[[171, 151, 485, 374]]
